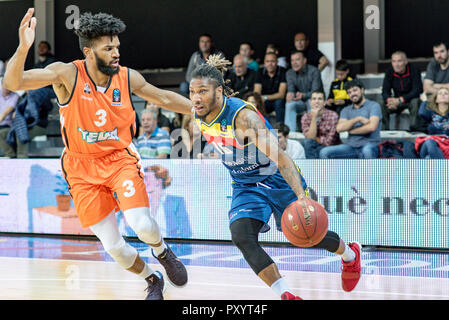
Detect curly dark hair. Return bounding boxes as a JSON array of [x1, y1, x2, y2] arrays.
[[74, 12, 126, 51]]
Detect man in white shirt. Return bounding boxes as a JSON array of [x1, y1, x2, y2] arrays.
[[273, 122, 305, 159]]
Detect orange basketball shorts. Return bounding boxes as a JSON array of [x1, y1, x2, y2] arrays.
[[61, 146, 149, 228]]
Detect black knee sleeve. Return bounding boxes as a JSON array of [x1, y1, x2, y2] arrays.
[[230, 218, 274, 275], [312, 230, 341, 253]]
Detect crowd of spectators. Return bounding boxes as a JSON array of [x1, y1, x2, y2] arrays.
[[1, 34, 449, 160]]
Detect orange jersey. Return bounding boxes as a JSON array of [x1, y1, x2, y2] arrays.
[[58, 60, 136, 155]]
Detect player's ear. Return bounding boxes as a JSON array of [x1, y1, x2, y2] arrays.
[[216, 85, 223, 96], [82, 46, 91, 59]]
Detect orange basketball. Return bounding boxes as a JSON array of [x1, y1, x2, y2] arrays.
[[281, 198, 328, 247]]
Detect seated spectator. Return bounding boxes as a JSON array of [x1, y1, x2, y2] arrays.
[[171, 114, 208, 159], [170, 112, 183, 133], [179, 34, 225, 97], [34, 41, 57, 69], [6, 88, 54, 158], [381, 51, 424, 131], [136, 101, 171, 136], [422, 42, 449, 100], [285, 50, 323, 132], [326, 59, 353, 115], [320, 79, 382, 159], [0, 78, 19, 158], [243, 91, 268, 119], [265, 43, 288, 69], [225, 54, 257, 99], [254, 52, 287, 124], [301, 91, 341, 159], [415, 87, 449, 158], [293, 32, 329, 71], [4, 42, 57, 158], [239, 42, 259, 71], [273, 122, 305, 159], [135, 109, 171, 159]]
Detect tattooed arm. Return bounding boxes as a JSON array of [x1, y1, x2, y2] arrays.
[[234, 108, 307, 199]]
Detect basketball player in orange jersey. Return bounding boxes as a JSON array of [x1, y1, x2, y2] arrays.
[[4, 8, 191, 300], [189, 55, 362, 300]]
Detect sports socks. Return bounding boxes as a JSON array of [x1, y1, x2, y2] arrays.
[[340, 243, 356, 262], [152, 240, 167, 257], [270, 277, 293, 296]]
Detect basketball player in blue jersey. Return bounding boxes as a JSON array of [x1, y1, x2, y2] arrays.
[[189, 55, 362, 300]]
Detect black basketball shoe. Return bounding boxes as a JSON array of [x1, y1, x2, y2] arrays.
[[152, 246, 188, 287], [145, 271, 164, 300]]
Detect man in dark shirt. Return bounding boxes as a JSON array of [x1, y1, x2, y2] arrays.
[[179, 34, 225, 96], [423, 42, 449, 98], [285, 50, 323, 132], [226, 54, 257, 99], [381, 51, 423, 131], [254, 52, 287, 124], [294, 32, 329, 71], [34, 41, 57, 69]]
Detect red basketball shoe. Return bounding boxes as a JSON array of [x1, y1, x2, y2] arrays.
[[341, 242, 362, 292], [281, 292, 303, 300]]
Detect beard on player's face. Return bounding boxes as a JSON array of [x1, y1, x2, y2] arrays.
[[94, 51, 120, 76]]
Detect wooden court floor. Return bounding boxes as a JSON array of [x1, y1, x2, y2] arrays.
[[0, 255, 448, 300]]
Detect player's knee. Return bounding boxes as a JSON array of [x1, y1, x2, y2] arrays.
[[231, 229, 259, 254], [104, 237, 137, 269], [124, 207, 161, 245], [313, 230, 341, 253]]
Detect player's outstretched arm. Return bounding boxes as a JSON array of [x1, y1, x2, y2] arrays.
[[129, 68, 193, 115], [234, 108, 307, 199], [4, 8, 64, 91]]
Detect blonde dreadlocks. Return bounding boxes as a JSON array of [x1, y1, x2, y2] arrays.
[[190, 54, 239, 98]]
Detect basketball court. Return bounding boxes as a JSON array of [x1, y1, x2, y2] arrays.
[[1, 235, 448, 300]]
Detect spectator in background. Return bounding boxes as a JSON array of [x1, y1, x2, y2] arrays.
[[293, 32, 329, 71], [6, 86, 54, 158], [243, 91, 267, 119], [415, 87, 449, 159], [265, 43, 288, 69], [419, 87, 449, 135], [301, 91, 341, 159], [285, 50, 323, 132], [135, 109, 171, 159], [273, 122, 305, 159], [226, 54, 257, 99], [171, 114, 208, 159], [422, 42, 449, 100], [5, 41, 57, 158], [239, 42, 259, 71], [146, 101, 171, 133], [381, 51, 424, 131], [0, 78, 19, 158], [34, 41, 57, 69], [136, 101, 171, 137], [254, 52, 287, 124], [320, 79, 382, 159], [179, 34, 225, 96], [326, 59, 353, 115]]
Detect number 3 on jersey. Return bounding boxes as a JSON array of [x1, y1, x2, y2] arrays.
[[94, 109, 107, 127], [122, 180, 136, 198]]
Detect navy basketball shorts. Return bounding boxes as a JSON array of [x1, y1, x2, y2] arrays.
[[228, 170, 308, 233]]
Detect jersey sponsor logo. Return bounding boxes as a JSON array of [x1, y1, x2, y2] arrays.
[[78, 127, 119, 143], [84, 82, 91, 94], [112, 88, 122, 106]]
